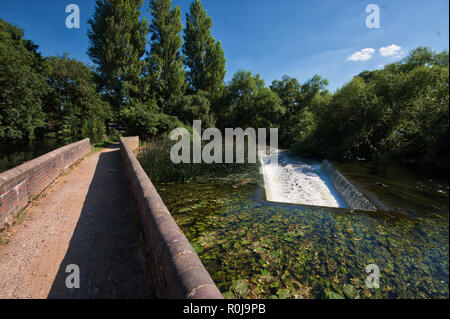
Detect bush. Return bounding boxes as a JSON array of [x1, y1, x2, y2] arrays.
[[119, 102, 184, 141]]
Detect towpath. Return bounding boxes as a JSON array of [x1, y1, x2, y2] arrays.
[[0, 145, 152, 298]]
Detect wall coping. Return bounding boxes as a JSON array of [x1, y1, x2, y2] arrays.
[[0, 138, 91, 230], [0, 138, 90, 185], [119, 137, 223, 299]]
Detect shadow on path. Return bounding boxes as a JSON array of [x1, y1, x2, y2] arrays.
[[48, 145, 152, 298]]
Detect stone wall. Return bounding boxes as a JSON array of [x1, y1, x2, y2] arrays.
[[119, 137, 223, 299], [121, 136, 139, 154], [0, 138, 91, 230]]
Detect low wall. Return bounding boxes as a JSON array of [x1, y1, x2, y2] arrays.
[[121, 136, 139, 154], [119, 137, 223, 299], [321, 160, 377, 211], [0, 138, 91, 230]]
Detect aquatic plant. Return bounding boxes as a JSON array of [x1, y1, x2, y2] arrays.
[[157, 181, 449, 299]]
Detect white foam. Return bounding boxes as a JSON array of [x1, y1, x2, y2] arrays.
[[258, 149, 346, 208]]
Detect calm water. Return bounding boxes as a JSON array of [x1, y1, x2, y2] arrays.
[[335, 161, 449, 217], [0, 138, 66, 173], [150, 160, 449, 299]]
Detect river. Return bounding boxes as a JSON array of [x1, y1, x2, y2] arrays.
[[0, 138, 66, 174], [149, 150, 449, 299]]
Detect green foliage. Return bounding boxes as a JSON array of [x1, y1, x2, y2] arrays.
[[87, 0, 148, 112], [146, 0, 186, 114], [44, 55, 111, 144], [183, 0, 226, 99], [0, 18, 46, 141], [216, 70, 285, 129], [119, 102, 183, 140], [313, 76, 387, 159], [292, 47, 449, 164], [175, 90, 215, 127], [270, 75, 329, 147]]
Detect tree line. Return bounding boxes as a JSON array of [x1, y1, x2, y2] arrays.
[[1, 0, 448, 167]]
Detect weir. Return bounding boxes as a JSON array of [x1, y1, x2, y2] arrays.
[[320, 160, 377, 211], [258, 149, 378, 211]]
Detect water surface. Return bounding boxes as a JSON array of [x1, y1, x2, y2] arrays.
[[156, 177, 448, 299], [259, 149, 346, 208], [0, 138, 66, 173]]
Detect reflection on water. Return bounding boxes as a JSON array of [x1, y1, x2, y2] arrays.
[[155, 160, 449, 299], [335, 161, 449, 217], [0, 138, 66, 173]]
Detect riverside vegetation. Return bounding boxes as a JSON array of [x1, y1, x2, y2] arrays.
[[1, 0, 448, 299], [1, 0, 448, 169]]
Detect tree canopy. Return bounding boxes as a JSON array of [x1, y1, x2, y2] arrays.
[[183, 0, 226, 99], [44, 55, 111, 143], [0, 18, 46, 141], [1, 6, 448, 170], [146, 0, 186, 114], [87, 0, 148, 112]]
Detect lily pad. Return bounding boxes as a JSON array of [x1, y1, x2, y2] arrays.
[[277, 289, 290, 299], [328, 292, 345, 299], [231, 279, 248, 297], [222, 291, 235, 299], [343, 284, 359, 299]]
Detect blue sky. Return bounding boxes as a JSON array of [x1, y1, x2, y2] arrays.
[[0, 0, 448, 91]]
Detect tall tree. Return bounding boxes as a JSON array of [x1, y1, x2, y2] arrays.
[[146, 0, 186, 114], [183, 0, 226, 99], [44, 54, 111, 143], [0, 18, 46, 141], [87, 0, 148, 112]]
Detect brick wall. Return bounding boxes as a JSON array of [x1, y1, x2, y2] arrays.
[[0, 138, 91, 230], [119, 137, 223, 299]]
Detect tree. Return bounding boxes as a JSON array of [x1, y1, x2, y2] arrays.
[[87, 0, 148, 112], [119, 103, 183, 140], [183, 0, 226, 99], [217, 70, 285, 129], [176, 90, 215, 127], [44, 55, 111, 143], [0, 18, 46, 141], [146, 0, 186, 114], [271, 75, 329, 147], [292, 47, 449, 163]]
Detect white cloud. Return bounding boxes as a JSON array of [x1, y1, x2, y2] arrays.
[[347, 48, 376, 61], [379, 44, 402, 57]]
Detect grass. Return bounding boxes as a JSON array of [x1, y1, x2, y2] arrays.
[[92, 133, 123, 151]]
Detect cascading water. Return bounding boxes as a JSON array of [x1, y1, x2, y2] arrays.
[[258, 149, 347, 208]]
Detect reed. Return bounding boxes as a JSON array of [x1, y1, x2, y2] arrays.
[[138, 137, 261, 186]]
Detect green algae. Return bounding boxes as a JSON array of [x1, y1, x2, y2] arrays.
[[156, 181, 449, 299]]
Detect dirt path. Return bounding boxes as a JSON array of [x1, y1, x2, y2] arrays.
[[0, 145, 152, 299]]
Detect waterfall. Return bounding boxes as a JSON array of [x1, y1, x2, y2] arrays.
[[258, 149, 347, 208], [258, 149, 378, 211], [320, 160, 377, 211]]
